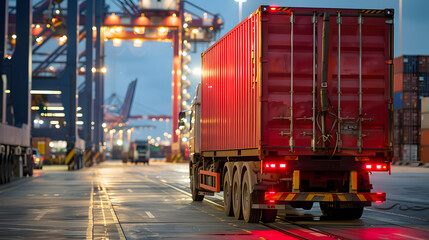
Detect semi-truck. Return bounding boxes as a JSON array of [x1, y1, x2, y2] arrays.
[[180, 6, 394, 223], [122, 140, 151, 164]]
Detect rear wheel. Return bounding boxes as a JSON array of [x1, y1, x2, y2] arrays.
[[190, 167, 204, 201], [261, 209, 277, 223], [223, 173, 233, 216], [232, 171, 243, 220], [242, 171, 260, 223]]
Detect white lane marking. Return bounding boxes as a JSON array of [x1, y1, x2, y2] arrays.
[[34, 209, 51, 221], [160, 179, 167, 183], [394, 233, 426, 240], [86, 180, 94, 240], [160, 181, 223, 208], [146, 211, 155, 218], [127, 189, 133, 193]]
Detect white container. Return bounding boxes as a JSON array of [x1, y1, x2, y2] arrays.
[[402, 144, 419, 162]]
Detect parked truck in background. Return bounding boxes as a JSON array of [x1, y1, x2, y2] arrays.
[[180, 6, 394, 223], [122, 140, 151, 164]]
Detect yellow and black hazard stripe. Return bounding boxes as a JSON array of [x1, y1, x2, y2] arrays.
[[361, 9, 385, 14], [171, 154, 184, 163], [94, 151, 100, 164], [277, 7, 290, 12], [265, 192, 386, 202], [84, 150, 92, 167], [65, 148, 75, 166]]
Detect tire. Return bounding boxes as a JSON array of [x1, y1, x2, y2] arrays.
[[232, 171, 243, 220], [190, 167, 204, 201], [261, 209, 277, 223], [320, 203, 363, 220], [242, 171, 261, 223], [223, 173, 233, 216]]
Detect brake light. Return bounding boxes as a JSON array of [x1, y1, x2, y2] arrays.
[[42, 157, 45, 161], [364, 163, 388, 171], [269, 199, 276, 204], [264, 162, 287, 171]]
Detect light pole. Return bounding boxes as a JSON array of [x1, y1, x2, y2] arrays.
[[235, 0, 247, 23]]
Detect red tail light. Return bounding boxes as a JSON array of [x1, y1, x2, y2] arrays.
[[364, 163, 388, 171], [42, 157, 45, 161], [264, 162, 287, 172]]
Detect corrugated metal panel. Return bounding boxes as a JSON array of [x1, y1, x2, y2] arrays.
[[403, 91, 419, 109], [201, 6, 392, 158], [421, 130, 429, 146], [394, 109, 402, 126], [394, 92, 403, 110], [422, 97, 429, 113], [402, 144, 419, 162], [394, 74, 403, 92], [394, 55, 419, 74], [419, 73, 429, 97], [418, 56, 429, 73], [402, 109, 420, 126], [402, 126, 420, 144], [201, 13, 260, 151], [422, 112, 429, 129], [402, 74, 419, 92], [421, 146, 429, 163]]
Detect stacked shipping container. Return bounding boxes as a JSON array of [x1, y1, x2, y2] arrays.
[[393, 55, 429, 163], [421, 97, 429, 164]]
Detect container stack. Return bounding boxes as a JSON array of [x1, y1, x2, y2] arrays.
[[421, 97, 429, 165], [393, 55, 429, 164]]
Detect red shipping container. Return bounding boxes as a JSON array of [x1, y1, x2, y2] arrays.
[[421, 130, 429, 146], [394, 74, 403, 92], [421, 146, 429, 163], [419, 55, 429, 73], [201, 7, 393, 157], [394, 56, 404, 74]]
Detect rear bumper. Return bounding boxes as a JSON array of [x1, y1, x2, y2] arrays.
[[265, 192, 386, 202]]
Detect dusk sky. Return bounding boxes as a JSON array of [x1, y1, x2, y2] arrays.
[[103, 0, 429, 145]]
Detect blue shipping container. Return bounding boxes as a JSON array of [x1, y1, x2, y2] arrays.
[[394, 92, 403, 110], [419, 73, 429, 97], [403, 55, 419, 73]]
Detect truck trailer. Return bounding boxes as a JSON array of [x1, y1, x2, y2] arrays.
[[180, 6, 394, 223]]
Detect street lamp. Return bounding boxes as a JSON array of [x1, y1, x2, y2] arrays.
[[234, 0, 247, 23]]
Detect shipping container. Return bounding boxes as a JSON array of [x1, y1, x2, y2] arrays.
[[393, 144, 402, 162], [31, 138, 52, 162], [419, 73, 429, 97], [402, 126, 420, 144], [402, 144, 419, 162], [421, 130, 429, 146], [394, 92, 403, 110], [394, 109, 403, 125], [394, 55, 419, 74], [421, 146, 429, 163], [403, 91, 419, 109], [402, 109, 421, 126], [418, 55, 429, 73], [422, 112, 429, 129], [422, 97, 429, 113], [393, 127, 403, 144], [183, 6, 394, 223]]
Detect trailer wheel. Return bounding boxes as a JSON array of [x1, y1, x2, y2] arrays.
[[223, 174, 233, 216], [261, 209, 277, 223], [242, 171, 260, 223], [190, 167, 204, 201], [232, 172, 243, 220], [320, 203, 363, 220]]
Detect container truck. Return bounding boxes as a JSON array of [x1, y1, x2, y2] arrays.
[[122, 140, 151, 164], [179, 6, 394, 223]]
